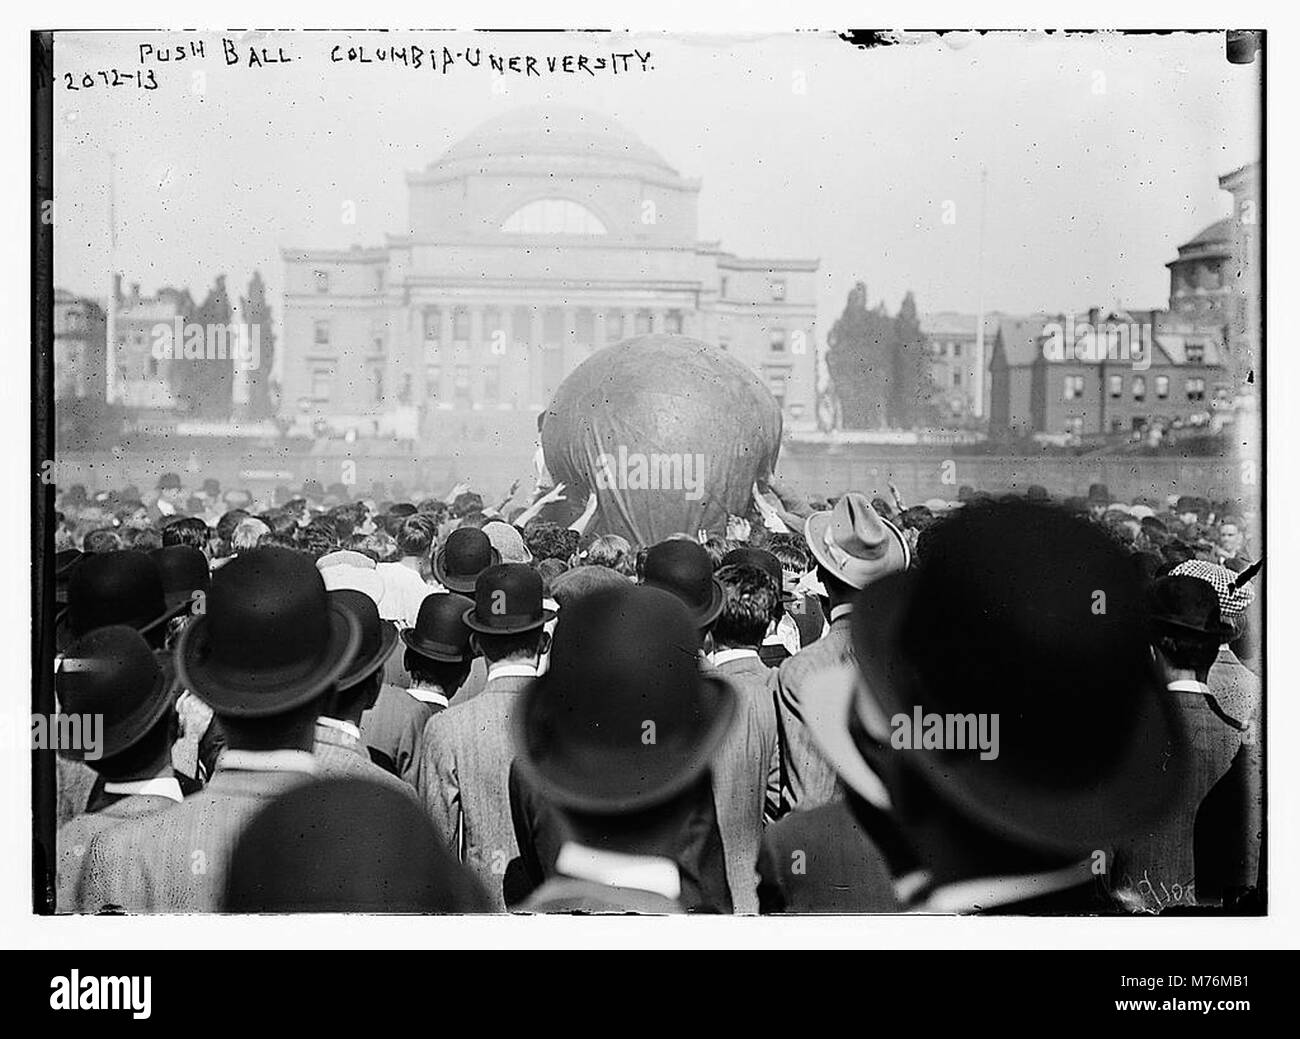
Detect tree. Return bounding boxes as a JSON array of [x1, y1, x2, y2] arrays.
[[240, 271, 277, 419], [170, 276, 234, 418], [890, 291, 938, 428], [826, 282, 891, 429]]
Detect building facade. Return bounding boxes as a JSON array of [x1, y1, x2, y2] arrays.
[[988, 308, 1228, 438], [919, 311, 1004, 422], [281, 107, 819, 441], [54, 289, 107, 403]]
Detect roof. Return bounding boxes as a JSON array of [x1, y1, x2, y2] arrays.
[[1182, 217, 1234, 248], [433, 106, 677, 177], [920, 311, 1003, 338]]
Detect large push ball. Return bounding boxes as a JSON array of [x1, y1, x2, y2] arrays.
[[541, 334, 783, 545]]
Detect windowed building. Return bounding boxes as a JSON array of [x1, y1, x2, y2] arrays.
[[281, 106, 819, 436]]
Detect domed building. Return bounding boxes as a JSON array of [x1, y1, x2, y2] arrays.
[[281, 106, 819, 440]]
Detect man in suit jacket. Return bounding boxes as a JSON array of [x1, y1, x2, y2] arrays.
[[419, 564, 553, 910], [1112, 577, 1250, 911], [78, 548, 361, 913], [314, 591, 420, 804], [362, 592, 475, 785], [705, 563, 782, 913], [774, 494, 910, 816], [513, 585, 738, 914], [54, 626, 187, 912]]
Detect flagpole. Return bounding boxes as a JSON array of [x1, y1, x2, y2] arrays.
[[973, 166, 988, 420]]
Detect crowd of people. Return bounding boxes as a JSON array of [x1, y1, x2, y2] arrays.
[[44, 467, 1262, 914]]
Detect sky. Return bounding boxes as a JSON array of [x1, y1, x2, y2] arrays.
[[53, 29, 1261, 336]]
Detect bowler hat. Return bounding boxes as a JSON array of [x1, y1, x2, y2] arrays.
[[463, 563, 555, 635], [804, 492, 910, 591], [401, 592, 475, 662], [1148, 574, 1234, 641], [56, 625, 176, 760], [721, 546, 792, 602], [175, 547, 361, 718], [548, 564, 632, 610], [1088, 483, 1111, 504], [157, 473, 182, 491], [802, 501, 1186, 857], [1026, 484, 1050, 503], [642, 539, 724, 628], [329, 589, 399, 689], [223, 777, 490, 913], [61, 550, 188, 644], [432, 527, 500, 594], [513, 585, 737, 814], [150, 545, 211, 610]]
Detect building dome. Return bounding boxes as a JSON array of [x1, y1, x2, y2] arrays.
[[434, 106, 678, 177]]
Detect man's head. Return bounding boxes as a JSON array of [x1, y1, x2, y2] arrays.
[[401, 592, 475, 694], [1147, 575, 1232, 679], [641, 539, 724, 637], [324, 590, 398, 723], [161, 516, 210, 553], [173, 547, 362, 751], [397, 515, 437, 563], [713, 564, 781, 651], [231, 517, 271, 554], [156, 472, 184, 504], [582, 533, 635, 576], [464, 563, 554, 665], [83, 527, 124, 554], [1218, 518, 1245, 556]]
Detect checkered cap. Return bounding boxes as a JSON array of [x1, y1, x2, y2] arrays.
[[1170, 560, 1256, 620]]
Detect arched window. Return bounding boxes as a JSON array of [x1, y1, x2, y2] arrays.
[[501, 199, 608, 235]]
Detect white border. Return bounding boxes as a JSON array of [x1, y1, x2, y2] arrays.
[[3, 1, 1296, 951]]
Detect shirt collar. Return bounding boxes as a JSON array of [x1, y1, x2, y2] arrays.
[[830, 603, 854, 622], [102, 775, 184, 803], [487, 662, 540, 682], [554, 842, 682, 900], [709, 647, 760, 667], [906, 858, 1095, 914], [316, 715, 362, 742], [407, 685, 449, 708], [219, 749, 318, 775], [1166, 679, 1211, 695]]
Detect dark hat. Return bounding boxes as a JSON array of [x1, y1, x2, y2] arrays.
[[1147, 574, 1234, 641], [401, 592, 475, 662], [150, 545, 211, 610], [328, 589, 399, 689], [175, 547, 361, 718], [804, 492, 910, 591], [548, 565, 631, 610], [1025, 484, 1050, 503], [55, 625, 176, 761], [463, 563, 555, 635], [1175, 495, 1211, 518], [642, 539, 725, 628], [1087, 482, 1111, 504], [721, 546, 792, 602], [432, 527, 500, 594], [222, 777, 489, 913], [62, 550, 187, 643], [54, 549, 84, 607], [957, 485, 976, 502], [802, 501, 1186, 857], [156, 473, 182, 491], [513, 585, 737, 814], [201, 478, 221, 495]]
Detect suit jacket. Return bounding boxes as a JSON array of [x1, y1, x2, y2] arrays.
[[359, 686, 436, 785], [78, 767, 312, 913], [56, 756, 99, 829], [57, 791, 179, 913], [419, 673, 533, 910], [507, 760, 734, 913], [710, 654, 780, 914], [314, 720, 422, 804], [1111, 686, 1245, 911], [757, 793, 902, 913], [773, 614, 854, 815], [1209, 645, 1261, 732]]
